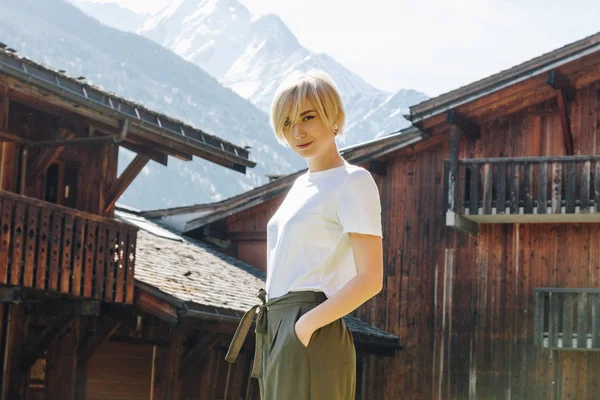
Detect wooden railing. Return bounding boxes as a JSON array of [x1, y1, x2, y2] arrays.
[[534, 288, 600, 351], [445, 155, 600, 224], [0, 190, 138, 304]]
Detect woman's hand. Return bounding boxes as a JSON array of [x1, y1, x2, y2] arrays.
[[294, 315, 315, 348]]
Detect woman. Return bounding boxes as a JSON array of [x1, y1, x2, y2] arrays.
[[226, 70, 383, 400]]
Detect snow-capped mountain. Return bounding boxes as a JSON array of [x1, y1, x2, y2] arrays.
[[0, 0, 305, 210], [68, 0, 148, 32], [135, 0, 428, 143]]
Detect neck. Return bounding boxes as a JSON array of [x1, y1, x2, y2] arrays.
[[306, 148, 345, 173]]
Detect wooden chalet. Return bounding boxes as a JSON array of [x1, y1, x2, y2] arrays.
[[0, 45, 264, 399], [146, 32, 600, 399]]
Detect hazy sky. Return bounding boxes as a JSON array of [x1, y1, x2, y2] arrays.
[[94, 0, 598, 96]]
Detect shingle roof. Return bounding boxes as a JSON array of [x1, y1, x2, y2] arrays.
[[117, 209, 400, 349], [0, 47, 255, 172]]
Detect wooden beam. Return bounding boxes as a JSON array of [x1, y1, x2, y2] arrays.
[[24, 299, 100, 316], [547, 70, 576, 100], [26, 129, 75, 185], [547, 71, 575, 155], [368, 160, 387, 176], [446, 110, 480, 140], [21, 317, 74, 373], [120, 141, 168, 166], [447, 125, 460, 214], [179, 332, 220, 376], [555, 89, 574, 155], [0, 287, 21, 302], [77, 312, 122, 365], [446, 211, 479, 235], [134, 288, 178, 325], [0, 130, 26, 144], [104, 154, 149, 213]]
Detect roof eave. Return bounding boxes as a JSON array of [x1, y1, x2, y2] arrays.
[[0, 50, 255, 172], [409, 32, 600, 125]]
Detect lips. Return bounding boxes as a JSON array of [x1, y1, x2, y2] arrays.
[[297, 141, 313, 149]]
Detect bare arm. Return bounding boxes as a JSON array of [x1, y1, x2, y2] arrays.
[[294, 232, 383, 346]]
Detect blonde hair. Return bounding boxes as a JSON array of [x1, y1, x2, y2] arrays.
[[270, 70, 345, 146]]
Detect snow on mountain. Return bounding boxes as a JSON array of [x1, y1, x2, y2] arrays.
[[68, 0, 148, 32], [0, 0, 305, 210], [137, 0, 429, 145]]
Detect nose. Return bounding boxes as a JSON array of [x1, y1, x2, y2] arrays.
[[292, 123, 305, 139]]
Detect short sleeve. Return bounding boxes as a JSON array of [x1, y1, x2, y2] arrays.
[[336, 169, 383, 237]]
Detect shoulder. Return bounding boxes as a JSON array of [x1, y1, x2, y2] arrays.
[[341, 164, 376, 187]]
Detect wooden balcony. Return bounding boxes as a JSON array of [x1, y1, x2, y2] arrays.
[[0, 190, 137, 304], [534, 288, 600, 351], [445, 155, 600, 232]]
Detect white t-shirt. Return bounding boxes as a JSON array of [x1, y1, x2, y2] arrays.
[[265, 160, 383, 300]]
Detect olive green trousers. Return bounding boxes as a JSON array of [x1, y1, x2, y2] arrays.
[[225, 289, 356, 400]]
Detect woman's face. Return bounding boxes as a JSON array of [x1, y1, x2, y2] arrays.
[[281, 99, 335, 160]]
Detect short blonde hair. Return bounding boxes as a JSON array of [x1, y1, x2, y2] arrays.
[[270, 70, 345, 146]]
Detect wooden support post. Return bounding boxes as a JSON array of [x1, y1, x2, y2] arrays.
[[77, 312, 122, 366], [447, 124, 461, 214], [0, 87, 18, 192], [446, 110, 481, 140], [21, 317, 74, 373], [104, 154, 150, 213], [179, 332, 220, 376], [158, 329, 185, 400], [26, 129, 75, 185], [75, 312, 122, 399], [547, 71, 575, 155]]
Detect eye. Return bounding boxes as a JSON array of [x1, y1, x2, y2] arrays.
[[283, 119, 291, 127], [302, 115, 315, 122]]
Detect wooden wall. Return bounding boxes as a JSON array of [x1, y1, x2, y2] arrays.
[[215, 81, 600, 399]]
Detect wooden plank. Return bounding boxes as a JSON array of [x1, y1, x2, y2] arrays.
[[469, 164, 480, 215], [534, 291, 544, 347], [551, 162, 562, 214], [538, 163, 548, 214], [10, 202, 26, 286], [483, 163, 493, 214], [104, 227, 117, 302], [94, 224, 107, 300], [71, 217, 85, 297], [35, 208, 51, 290], [134, 288, 178, 324], [60, 214, 74, 295], [0, 199, 13, 284], [581, 161, 591, 213], [595, 162, 600, 213], [562, 294, 574, 349], [565, 162, 576, 213], [577, 293, 588, 348], [496, 162, 507, 213], [104, 154, 150, 213], [23, 204, 39, 287], [83, 221, 96, 298], [115, 230, 126, 303], [510, 162, 520, 214], [125, 230, 137, 304], [48, 211, 62, 291]]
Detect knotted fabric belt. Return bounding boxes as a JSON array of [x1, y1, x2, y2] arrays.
[[225, 288, 327, 379]]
